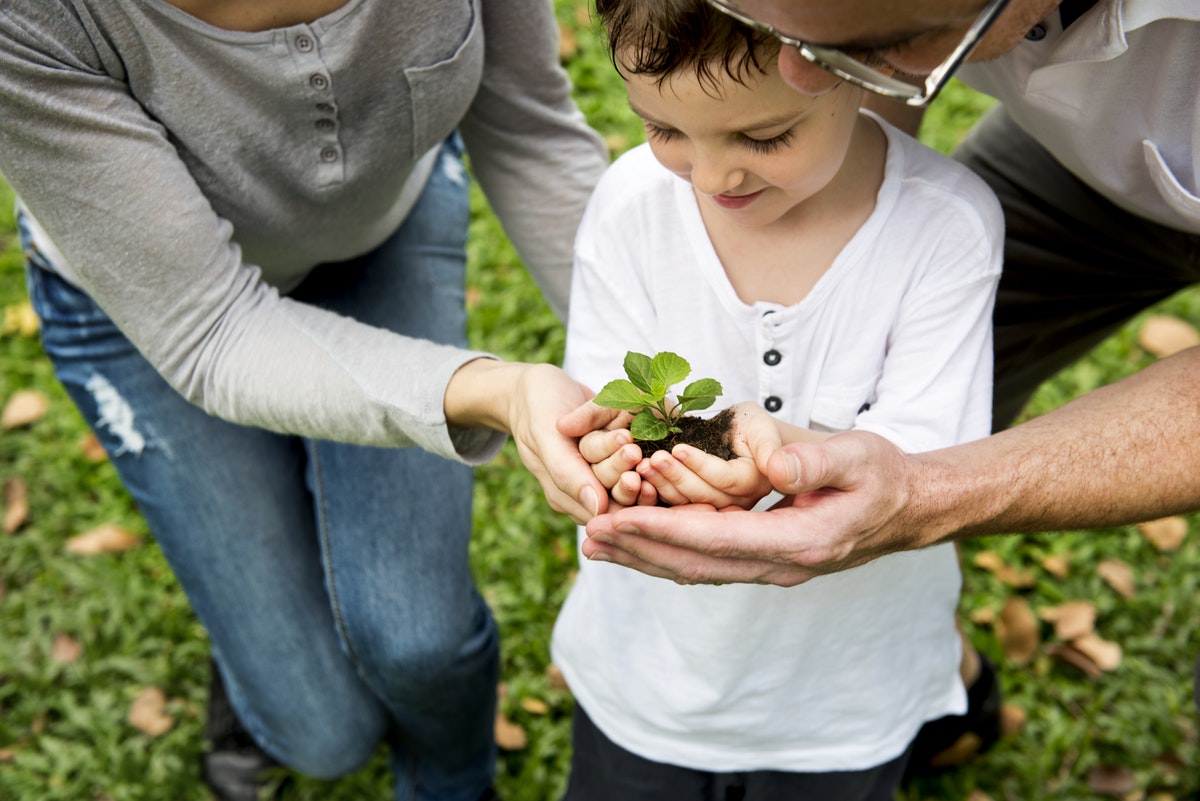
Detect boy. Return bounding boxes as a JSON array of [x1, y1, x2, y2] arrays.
[[551, 0, 1004, 797]]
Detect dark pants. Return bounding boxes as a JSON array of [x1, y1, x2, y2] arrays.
[[562, 705, 912, 801]]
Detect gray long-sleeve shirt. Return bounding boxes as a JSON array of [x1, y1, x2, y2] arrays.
[[0, 0, 608, 461]]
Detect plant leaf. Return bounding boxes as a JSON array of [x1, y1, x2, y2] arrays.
[[676, 378, 722, 414], [631, 409, 669, 441], [650, 351, 691, 389], [593, 379, 649, 412], [622, 352, 655, 393]]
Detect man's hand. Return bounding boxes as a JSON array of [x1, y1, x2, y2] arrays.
[[580, 430, 924, 586]]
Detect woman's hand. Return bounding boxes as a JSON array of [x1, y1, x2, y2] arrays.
[[445, 359, 611, 523]]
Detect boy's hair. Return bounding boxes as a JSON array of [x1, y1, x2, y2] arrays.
[[595, 0, 782, 90]]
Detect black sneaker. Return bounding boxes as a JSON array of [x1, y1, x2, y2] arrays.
[[201, 659, 283, 801]]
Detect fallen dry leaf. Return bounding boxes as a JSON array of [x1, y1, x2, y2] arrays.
[[1138, 516, 1188, 552], [968, 606, 995, 626], [1039, 600, 1097, 641], [2, 300, 38, 337], [1041, 553, 1071, 578], [0, 747, 15, 763], [127, 686, 174, 736], [546, 663, 570, 693], [51, 633, 83, 665], [1097, 559, 1136, 599], [1046, 642, 1103, 679], [65, 523, 142, 555], [1, 389, 49, 429], [1138, 315, 1200, 358], [494, 711, 527, 751], [1087, 764, 1136, 796], [519, 697, 549, 716], [3, 477, 29, 534], [972, 551, 1035, 587], [1000, 702, 1027, 736], [929, 732, 983, 768], [557, 21, 579, 60], [973, 551, 1003, 571], [996, 596, 1040, 666], [965, 791, 995, 801], [80, 432, 108, 463], [1072, 632, 1123, 672]]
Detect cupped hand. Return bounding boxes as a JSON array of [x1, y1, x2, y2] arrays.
[[505, 363, 614, 523], [581, 429, 926, 586]]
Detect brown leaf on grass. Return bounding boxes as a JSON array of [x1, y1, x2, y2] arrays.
[[2, 300, 39, 337], [1000, 702, 1027, 736], [996, 596, 1040, 666], [1039, 600, 1097, 641], [1138, 315, 1200, 357], [494, 711, 527, 751], [965, 791, 995, 801], [65, 523, 143, 555], [3, 477, 29, 533], [520, 697, 550, 715], [127, 686, 175, 736], [546, 663, 570, 693], [1046, 641, 1103, 679], [1098, 559, 1136, 599], [51, 633, 83, 664], [968, 606, 995, 625], [557, 21, 579, 60], [972, 551, 1036, 587], [1072, 632, 1123, 671], [0, 746, 15, 763], [1041, 553, 1071, 578], [1, 389, 49, 429], [80, 432, 108, 463], [1138, 516, 1188, 552], [1086, 764, 1136, 796]]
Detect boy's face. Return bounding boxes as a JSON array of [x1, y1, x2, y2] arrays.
[[624, 58, 863, 229]]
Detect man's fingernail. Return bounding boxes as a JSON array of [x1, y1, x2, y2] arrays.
[[781, 452, 801, 485], [580, 485, 599, 516], [587, 551, 611, 562]]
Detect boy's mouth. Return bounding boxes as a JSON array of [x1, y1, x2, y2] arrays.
[[710, 188, 765, 210]]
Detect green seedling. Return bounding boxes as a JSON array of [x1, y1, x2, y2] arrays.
[[593, 351, 723, 442]]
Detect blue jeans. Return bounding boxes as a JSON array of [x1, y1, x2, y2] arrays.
[[20, 136, 498, 801]]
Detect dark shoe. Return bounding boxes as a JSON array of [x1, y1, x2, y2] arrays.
[[201, 659, 282, 801], [903, 653, 1002, 780]]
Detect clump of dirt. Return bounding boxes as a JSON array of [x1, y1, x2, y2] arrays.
[[636, 407, 735, 460]]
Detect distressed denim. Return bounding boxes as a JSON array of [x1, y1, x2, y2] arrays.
[[20, 134, 498, 801]]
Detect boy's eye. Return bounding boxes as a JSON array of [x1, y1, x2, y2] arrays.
[[643, 121, 679, 142], [739, 129, 795, 154]]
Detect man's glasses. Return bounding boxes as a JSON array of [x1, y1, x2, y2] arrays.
[[703, 0, 1012, 106]]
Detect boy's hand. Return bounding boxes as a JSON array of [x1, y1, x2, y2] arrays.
[[637, 403, 780, 509], [562, 401, 660, 507]]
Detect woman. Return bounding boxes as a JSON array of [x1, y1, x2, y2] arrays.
[[0, 1, 609, 798]]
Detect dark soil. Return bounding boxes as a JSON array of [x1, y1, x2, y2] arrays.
[[636, 407, 735, 460]]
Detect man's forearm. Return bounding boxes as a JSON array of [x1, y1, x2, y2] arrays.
[[908, 346, 1200, 540]]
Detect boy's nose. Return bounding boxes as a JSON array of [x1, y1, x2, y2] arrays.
[[689, 154, 744, 198], [777, 48, 845, 96]]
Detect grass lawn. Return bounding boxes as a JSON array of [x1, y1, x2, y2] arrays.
[[2, 2, 1199, 799]]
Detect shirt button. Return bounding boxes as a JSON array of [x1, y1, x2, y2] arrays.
[[1025, 24, 1046, 40], [296, 34, 314, 52], [764, 396, 783, 412], [315, 102, 335, 114], [763, 349, 782, 366], [319, 147, 338, 162], [315, 118, 336, 132], [309, 73, 329, 91]]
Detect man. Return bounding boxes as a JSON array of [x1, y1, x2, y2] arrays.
[[559, 0, 1200, 772]]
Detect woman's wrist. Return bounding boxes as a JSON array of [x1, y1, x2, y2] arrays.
[[444, 357, 524, 433]]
